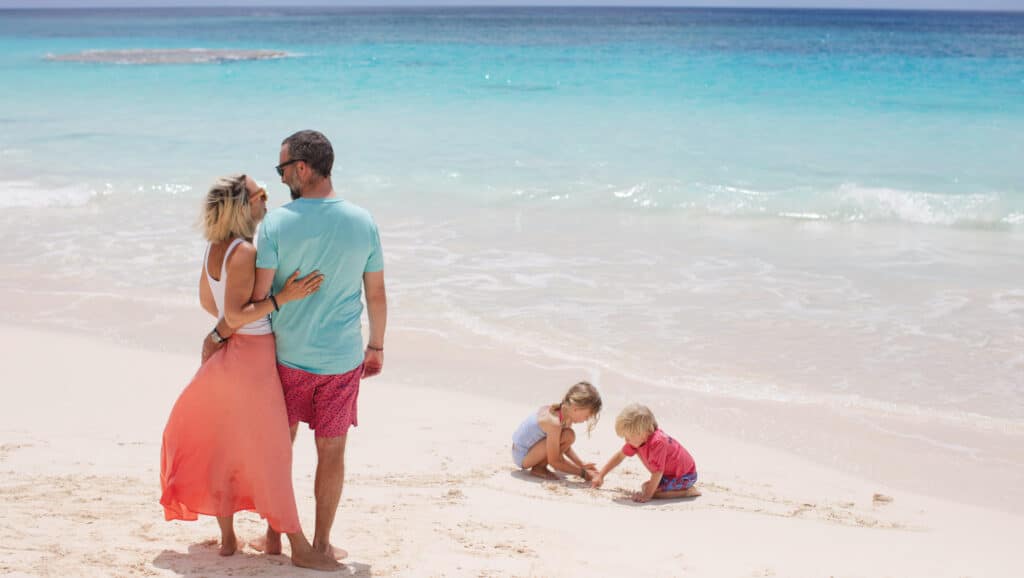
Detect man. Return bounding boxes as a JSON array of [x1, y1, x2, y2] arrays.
[[219, 129, 387, 560]]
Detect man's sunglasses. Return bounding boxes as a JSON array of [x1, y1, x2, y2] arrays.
[[275, 158, 305, 177]]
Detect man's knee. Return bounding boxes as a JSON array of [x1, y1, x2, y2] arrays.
[[315, 434, 347, 459]]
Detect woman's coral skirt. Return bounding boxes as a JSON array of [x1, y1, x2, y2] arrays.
[[160, 333, 301, 534]]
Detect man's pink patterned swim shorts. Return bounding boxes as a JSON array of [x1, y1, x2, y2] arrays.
[[277, 363, 362, 438]]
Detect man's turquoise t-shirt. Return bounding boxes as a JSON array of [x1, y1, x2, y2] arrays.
[[256, 197, 383, 375]]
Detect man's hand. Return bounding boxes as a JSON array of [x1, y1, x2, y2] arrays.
[[590, 473, 605, 489], [362, 348, 383, 378], [201, 333, 225, 364]]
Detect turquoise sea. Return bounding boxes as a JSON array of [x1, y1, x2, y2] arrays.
[[1, 8, 1022, 435], [1, 7, 1022, 219]]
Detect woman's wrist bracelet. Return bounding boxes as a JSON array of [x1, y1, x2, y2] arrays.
[[269, 294, 280, 311], [210, 327, 228, 344], [366, 344, 383, 352]]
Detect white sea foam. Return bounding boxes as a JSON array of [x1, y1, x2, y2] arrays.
[[831, 183, 1011, 226], [988, 290, 1024, 317], [777, 211, 826, 220], [613, 183, 644, 198], [45, 49, 292, 65], [0, 180, 108, 209], [0, 180, 196, 209], [1003, 212, 1024, 225], [136, 183, 192, 195], [671, 181, 1022, 228]]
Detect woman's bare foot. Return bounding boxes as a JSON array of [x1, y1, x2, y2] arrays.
[[248, 531, 283, 555], [529, 465, 559, 480], [291, 548, 341, 571], [219, 533, 237, 557]]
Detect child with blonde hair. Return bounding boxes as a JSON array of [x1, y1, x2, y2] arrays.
[[511, 381, 603, 481], [591, 403, 701, 502]]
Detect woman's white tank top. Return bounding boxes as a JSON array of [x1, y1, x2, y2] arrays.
[[204, 238, 272, 336]]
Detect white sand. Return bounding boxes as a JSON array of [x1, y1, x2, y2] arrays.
[[0, 325, 1020, 577]]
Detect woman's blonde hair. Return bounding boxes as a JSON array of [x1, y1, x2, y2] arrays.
[[201, 174, 256, 242], [615, 403, 658, 438], [553, 381, 602, 434]]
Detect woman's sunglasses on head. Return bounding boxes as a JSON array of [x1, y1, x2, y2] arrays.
[[250, 187, 268, 203]]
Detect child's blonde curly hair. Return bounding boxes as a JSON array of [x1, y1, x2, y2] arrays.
[[614, 403, 658, 438]]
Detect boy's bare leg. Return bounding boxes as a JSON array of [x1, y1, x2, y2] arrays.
[[216, 515, 237, 556], [313, 434, 349, 560], [653, 486, 702, 499]]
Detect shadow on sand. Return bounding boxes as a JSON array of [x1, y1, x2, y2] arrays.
[[611, 492, 702, 507], [509, 468, 591, 488], [153, 541, 372, 577]]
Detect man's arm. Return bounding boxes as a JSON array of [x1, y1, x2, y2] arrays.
[[253, 267, 276, 301], [362, 270, 387, 378]]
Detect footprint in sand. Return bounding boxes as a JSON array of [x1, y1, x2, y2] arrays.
[[0, 442, 33, 461], [700, 482, 906, 529], [492, 540, 536, 557], [543, 482, 569, 495], [872, 493, 894, 505], [436, 487, 466, 505]]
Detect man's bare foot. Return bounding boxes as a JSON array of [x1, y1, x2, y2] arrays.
[[313, 543, 349, 560], [529, 465, 559, 480], [330, 545, 349, 560], [219, 533, 237, 557], [248, 532, 283, 555], [291, 548, 341, 571], [683, 486, 702, 497]]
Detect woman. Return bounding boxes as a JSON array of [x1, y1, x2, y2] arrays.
[[160, 174, 337, 571]]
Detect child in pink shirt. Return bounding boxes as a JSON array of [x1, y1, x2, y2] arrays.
[[591, 403, 701, 502]]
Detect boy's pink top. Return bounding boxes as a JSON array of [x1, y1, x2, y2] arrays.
[[622, 428, 695, 478]]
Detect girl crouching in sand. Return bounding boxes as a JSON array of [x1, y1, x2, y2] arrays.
[[591, 403, 701, 502], [511, 381, 602, 481]]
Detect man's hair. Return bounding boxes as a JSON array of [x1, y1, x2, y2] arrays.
[[282, 130, 334, 178], [614, 403, 658, 439]]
